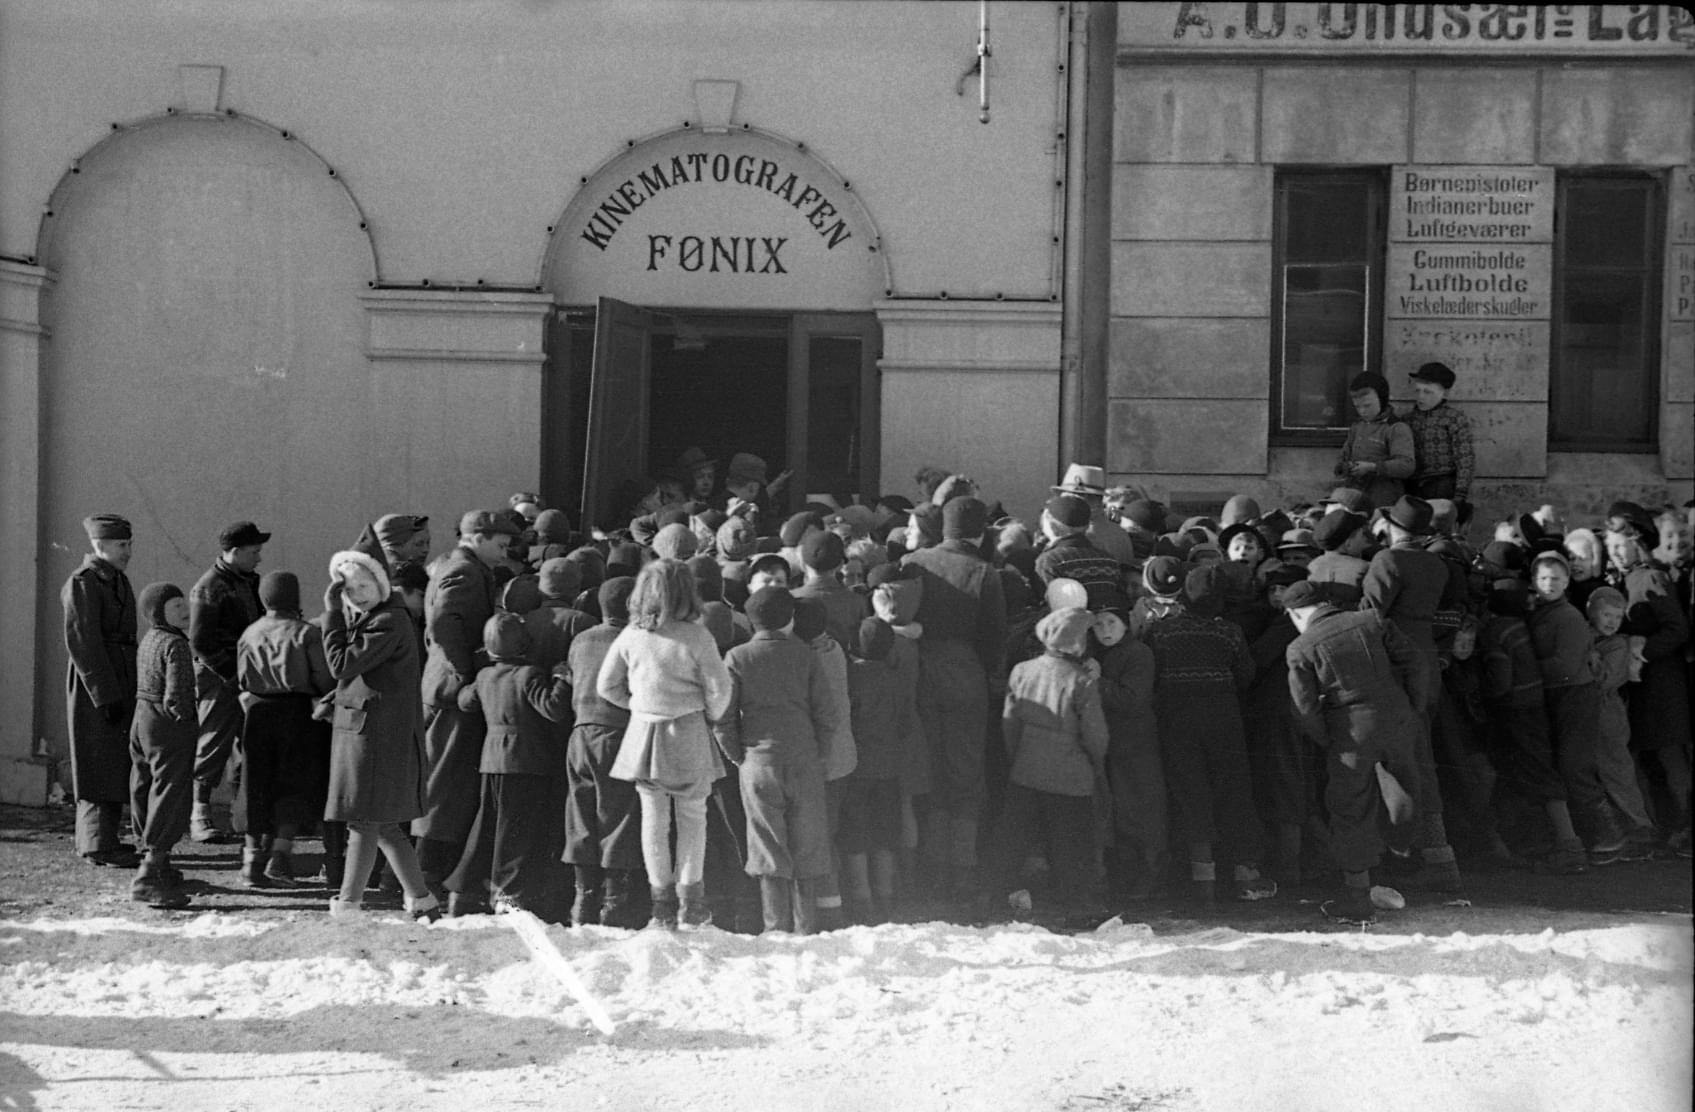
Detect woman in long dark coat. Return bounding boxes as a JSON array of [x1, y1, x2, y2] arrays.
[[321, 547, 440, 921]]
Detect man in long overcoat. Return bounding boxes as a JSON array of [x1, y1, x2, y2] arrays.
[[416, 509, 517, 889], [901, 496, 1006, 900], [62, 513, 139, 863]]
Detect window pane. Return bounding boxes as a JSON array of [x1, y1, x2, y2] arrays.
[[1284, 182, 1371, 263], [1564, 183, 1650, 268], [1282, 264, 1367, 429], [1555, 269, 1652, 443], [1552, 176, 1658, 449]]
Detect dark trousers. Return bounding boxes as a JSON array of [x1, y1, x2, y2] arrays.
[[233, 694, 328, 836], [984, 784, 1095, 907], [1484, 700, 1567, 804], [416, 702, 486, 845], [447, 772, 567, 907], [130, 700, 196, 852], [1547, 682, 1605, 812], [1157, 693, 1264, 863], [562, 723, 644, 870], [193, 677, 243, 798], [917, 643, 990, 820]]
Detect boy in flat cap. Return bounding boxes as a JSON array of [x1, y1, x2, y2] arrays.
[[62, 513, 140, 865], [419, 509, 517, 899], [1404, 361, 1475, 521], [188, 520, 270, 843]]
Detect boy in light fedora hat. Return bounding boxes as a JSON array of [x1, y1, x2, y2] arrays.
[[1052, 464, 1134, 566]]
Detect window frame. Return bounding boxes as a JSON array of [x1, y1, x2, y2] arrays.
[[1269, 167, 1389, 447], [1549, 170, 1664, 454]]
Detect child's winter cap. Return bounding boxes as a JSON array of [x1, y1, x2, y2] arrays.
[[1143, 555, 1187, 598], [792, 596, 828, 642], [832, 504, 877, 538], [537, 557, 581, 602], [801, 530, 846, 572], [1313, 508, 1366, 552], [483, 611, 532, 662], [652, 522, 697, 561], [1529, 549, 1571, 575], [598, 576, 637, 625], [727, 453, 768, 487], [748, 553, 791, 583], [1348, 371, 1391, 410], [607, 542, 646, 579], [533, 508, 572, 545], [716, 516, 758, 562], [780, 512, 824, 548], [686, 555, 724, 601], [1043, 494, 1091, 530], [1035, 606, 1093, 657], [259, 571, 301, 614], [1486, 577, 1531, 616], [500, 573, 543, 615], [1123, 499, 1167, 533], [942, 496, 989, 540], [138, 582, 184, 630], [1220, 495, 1261, 527], [856, 617, 894, 662], [746, 586, 794, 632], [1326, 487, 1373, 515], [1183, 564, 1228, 618], [1045, 576, 1089, 611], [1585, 585, 1626, 619]]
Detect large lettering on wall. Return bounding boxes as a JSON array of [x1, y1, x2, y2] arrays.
[[547, 129, 885, 310], [1385, 166, 1553, 393], [1122, 4, 1694, 53]]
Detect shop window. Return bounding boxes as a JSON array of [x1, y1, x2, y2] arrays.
[[1271, 170, 1386, 441], [1551, 174, 1662, 452]]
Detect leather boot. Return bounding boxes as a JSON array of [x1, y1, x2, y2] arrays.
[[599, 869, 644, 929], [648, 886, 679, 929], [677, 882, 712, 929], [792, 877, 819, 936], [571, 865, 605, 927], [760, 876, 795, 933], [241, 846, 271, 888]]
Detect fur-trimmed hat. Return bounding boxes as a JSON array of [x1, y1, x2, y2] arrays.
[[82, 513, 132, 541], [328, 548, 390, 604]]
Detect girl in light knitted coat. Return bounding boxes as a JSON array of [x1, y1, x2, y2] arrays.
[[598, 559, 734, 928]]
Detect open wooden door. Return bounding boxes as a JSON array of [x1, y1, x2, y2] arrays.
[[580, 296, 659, 532], [788, 313, 881, 509]]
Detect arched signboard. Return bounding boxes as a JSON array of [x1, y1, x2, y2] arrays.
[[545, 128, 887, 310]]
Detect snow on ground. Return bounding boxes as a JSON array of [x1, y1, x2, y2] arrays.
[[2, 909, 1690, 1112]]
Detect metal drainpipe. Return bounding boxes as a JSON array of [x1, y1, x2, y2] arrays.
[[1058, 1, 1089, 477]]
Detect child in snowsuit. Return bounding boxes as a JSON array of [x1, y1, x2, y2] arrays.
[[129, 583, 197, 909], [1481, 578, 1587, 873], [447, 612, 572, 917], [1585, 587, 1656, 856], [839, 617, 908, 923], [715, 587, 834, 934], [983, 607, 1109, 917], [562, 577, 646, 927], [235, 571, 334, 887]]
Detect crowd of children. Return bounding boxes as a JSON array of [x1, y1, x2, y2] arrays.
[[65, 428, 1694, 930]]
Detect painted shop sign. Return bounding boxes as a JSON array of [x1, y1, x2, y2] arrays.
[[1387, 166, 1552, 321], [1122, 4, 1695, 53], [550, 129, 884, 311], [1671, 166, 1695, 323]]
